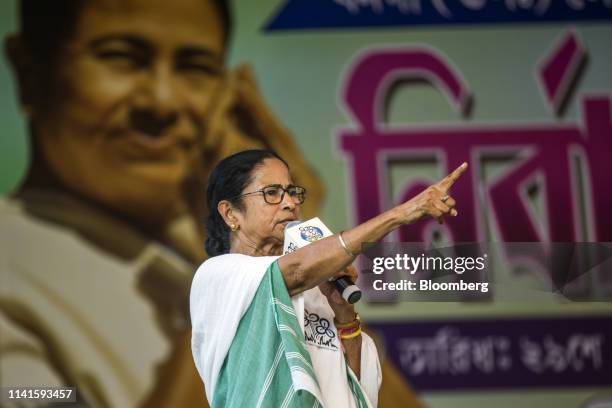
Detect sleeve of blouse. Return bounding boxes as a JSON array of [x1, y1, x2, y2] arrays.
[[359, 331, 383, 408]]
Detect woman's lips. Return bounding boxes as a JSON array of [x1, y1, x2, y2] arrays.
[[114, 130, 196, 158], [279, 219, 298, 228]]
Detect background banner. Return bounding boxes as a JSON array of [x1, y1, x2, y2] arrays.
[[1, 1, 611, 407], [266, 0, 612, 31]]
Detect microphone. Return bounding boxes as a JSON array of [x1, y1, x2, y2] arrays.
[[283, 218, 362, 304]]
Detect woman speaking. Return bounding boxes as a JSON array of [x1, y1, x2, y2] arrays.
[[190, 149, 465, 407]]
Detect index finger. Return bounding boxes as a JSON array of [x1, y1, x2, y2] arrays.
[[438, 162, 468, 191]]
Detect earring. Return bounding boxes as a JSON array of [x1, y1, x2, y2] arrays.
[[230, 223, 239, 232]]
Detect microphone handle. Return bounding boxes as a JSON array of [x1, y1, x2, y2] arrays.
[[332, 277, 362, 304]]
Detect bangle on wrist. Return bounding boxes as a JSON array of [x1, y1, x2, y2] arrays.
[[338, 231, 356, 258], [334, 313, 360, 329], [340, 326, 362, 340], [337, 325, 360, 336]]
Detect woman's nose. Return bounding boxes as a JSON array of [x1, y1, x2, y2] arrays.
[[281, 191, 297, 211], [150, 66, 180, 115], [131, 65, 181, 130]]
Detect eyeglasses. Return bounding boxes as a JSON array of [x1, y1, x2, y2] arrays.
[[235, 184, 306, 205]]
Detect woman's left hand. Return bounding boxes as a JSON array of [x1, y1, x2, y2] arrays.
[[318, 265, 358, 322]]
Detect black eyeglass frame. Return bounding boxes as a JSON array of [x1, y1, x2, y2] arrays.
[[234, 184, 307, 205]]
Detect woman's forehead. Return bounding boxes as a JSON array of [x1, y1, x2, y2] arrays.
[[69, 0, 225, 55], [250, 159, 292, 187]]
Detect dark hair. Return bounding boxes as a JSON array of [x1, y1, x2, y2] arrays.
[[18, 0, 233, 65], [205, 149, 288, 257]]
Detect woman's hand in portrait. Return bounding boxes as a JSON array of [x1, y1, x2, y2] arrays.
[[203, 63, 323, 218], [398, 162, 467, 226], [318, 265, 358, 322]]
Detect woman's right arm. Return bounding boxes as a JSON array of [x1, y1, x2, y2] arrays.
[[277, 162, 467, 296]]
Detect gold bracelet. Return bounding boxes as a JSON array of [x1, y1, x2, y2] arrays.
[[340, 327, 362, 340], [338, 231, 356, 257], [334, 313, 361, 329]]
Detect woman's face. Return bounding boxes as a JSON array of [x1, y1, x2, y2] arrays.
[[233, 158, 302, 250], [27, 0, 226, 222]]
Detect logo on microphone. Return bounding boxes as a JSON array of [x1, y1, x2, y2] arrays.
[[299, 225, 324, 242]]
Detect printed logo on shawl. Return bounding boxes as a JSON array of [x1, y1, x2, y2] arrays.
[[304, 309, 339, 351]]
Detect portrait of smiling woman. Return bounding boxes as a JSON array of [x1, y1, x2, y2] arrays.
[[11, 0, 227, 224], [191, 149, 465, 407], [0, 0, 323, 407]]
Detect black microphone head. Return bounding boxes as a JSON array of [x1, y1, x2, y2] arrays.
[[333, 278, 362, 304]]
